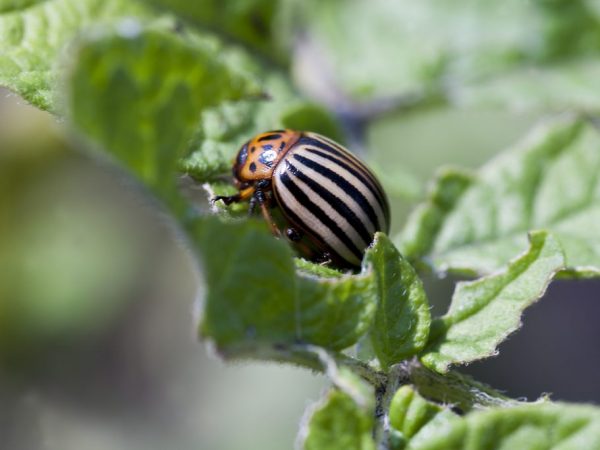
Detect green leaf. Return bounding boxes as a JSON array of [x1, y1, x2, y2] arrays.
[[0, 0, 156, 110], [180, 73, 343, 185], [407, 402, 600, 450], [455, 59, 600, 113], [280, 102, 345, 144], [389, 386, 458, 450], [300, 388, 375, 450], [398, 169, 474, 271], [365, 234, 431, 370], [400, 115, 600, 277], [0, 0, 45, 12], [420, 231, 565, 373], [295, 0, 540, 103], [140, 0, 287, 63], [295, 266, 376, 350], [193, 217, 380, 351], [65, 26, 260, 210], [367, 160, 423, 202], [295, 0, 600, 105]]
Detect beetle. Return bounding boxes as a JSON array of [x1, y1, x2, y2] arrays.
[[212, 130, 390, 269]]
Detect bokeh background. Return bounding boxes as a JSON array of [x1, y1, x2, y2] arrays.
[[2, 1, 600, 449]]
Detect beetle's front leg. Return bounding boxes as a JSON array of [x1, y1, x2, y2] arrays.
[[212, 185, 255, 207], [211, 193, 241, 206], [253, 181, 281, 236], [248, 196, 258, 216]]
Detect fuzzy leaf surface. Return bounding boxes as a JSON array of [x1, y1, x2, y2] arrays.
[[193, 217, 390, 352], [66, 27, 260, 209], [400, 116, 600, 277], [365, 234, 431, 369], [420, 231, 565, 373], [0, 0, 154, 110], [407, 402, 600, 450]]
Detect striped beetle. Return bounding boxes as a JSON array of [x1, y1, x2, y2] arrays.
[[213, 130, 390, 269]]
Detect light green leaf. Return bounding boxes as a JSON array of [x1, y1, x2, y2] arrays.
[[0, 0, 156, 110], [295, 0, 600, 106], [365, 234, 431, 370], [280, 102, 345, 144], [389, 386, 458, 450], [400, 116, 600, 277], [65, 26, 260, 210], [455, 59, 600, 113], [295, 0, 540, 103], [398, 169, 474, 271], [407, 402, 600, 450], [367, 160, 423, 202], [300, 388, 375, 450], [420, 231, 565, 373], [193, 217, 380, 351]]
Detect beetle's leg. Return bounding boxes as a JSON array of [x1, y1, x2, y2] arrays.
[[212, 185, 254, 206], [248, 195, 258, 216], [211, 193, 241, 206], [253, 181, 281, 236], [254, 190, 280, 236], [285, 227, 303, 242], [315, 251, 333, 266]]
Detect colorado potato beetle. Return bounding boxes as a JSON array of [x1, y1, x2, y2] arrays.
[[213, 130, 390, 269]]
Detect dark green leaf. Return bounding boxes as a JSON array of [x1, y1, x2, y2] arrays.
[[193, 217, 380, 351], [141, 0, 287, 63], [66, 26, 260, 210], [366, 234, 431, 369]]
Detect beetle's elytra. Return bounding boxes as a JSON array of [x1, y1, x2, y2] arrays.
[[213, 130, 390, 269]]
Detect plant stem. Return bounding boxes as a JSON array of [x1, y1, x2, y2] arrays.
[[218, 343, 523, 413], [406, 359, 523, 412]]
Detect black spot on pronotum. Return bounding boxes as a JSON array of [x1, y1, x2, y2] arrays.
[[258, 133, 282, 142], [249, 162, 257, 173], [250, 146, 256, 153], [279, 141, 286, 152]]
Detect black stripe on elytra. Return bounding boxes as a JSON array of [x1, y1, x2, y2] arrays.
[[273, 189, 349, 265], [279, 172, 363, 261], [302, 147, 389, 229], [291, 153, 382, 232], [287, 161, 372, 246], [258, 133, 282, 142], [297, 137, 389, 218]]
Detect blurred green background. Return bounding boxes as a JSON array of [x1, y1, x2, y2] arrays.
[[3, 0, 600, 448]]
